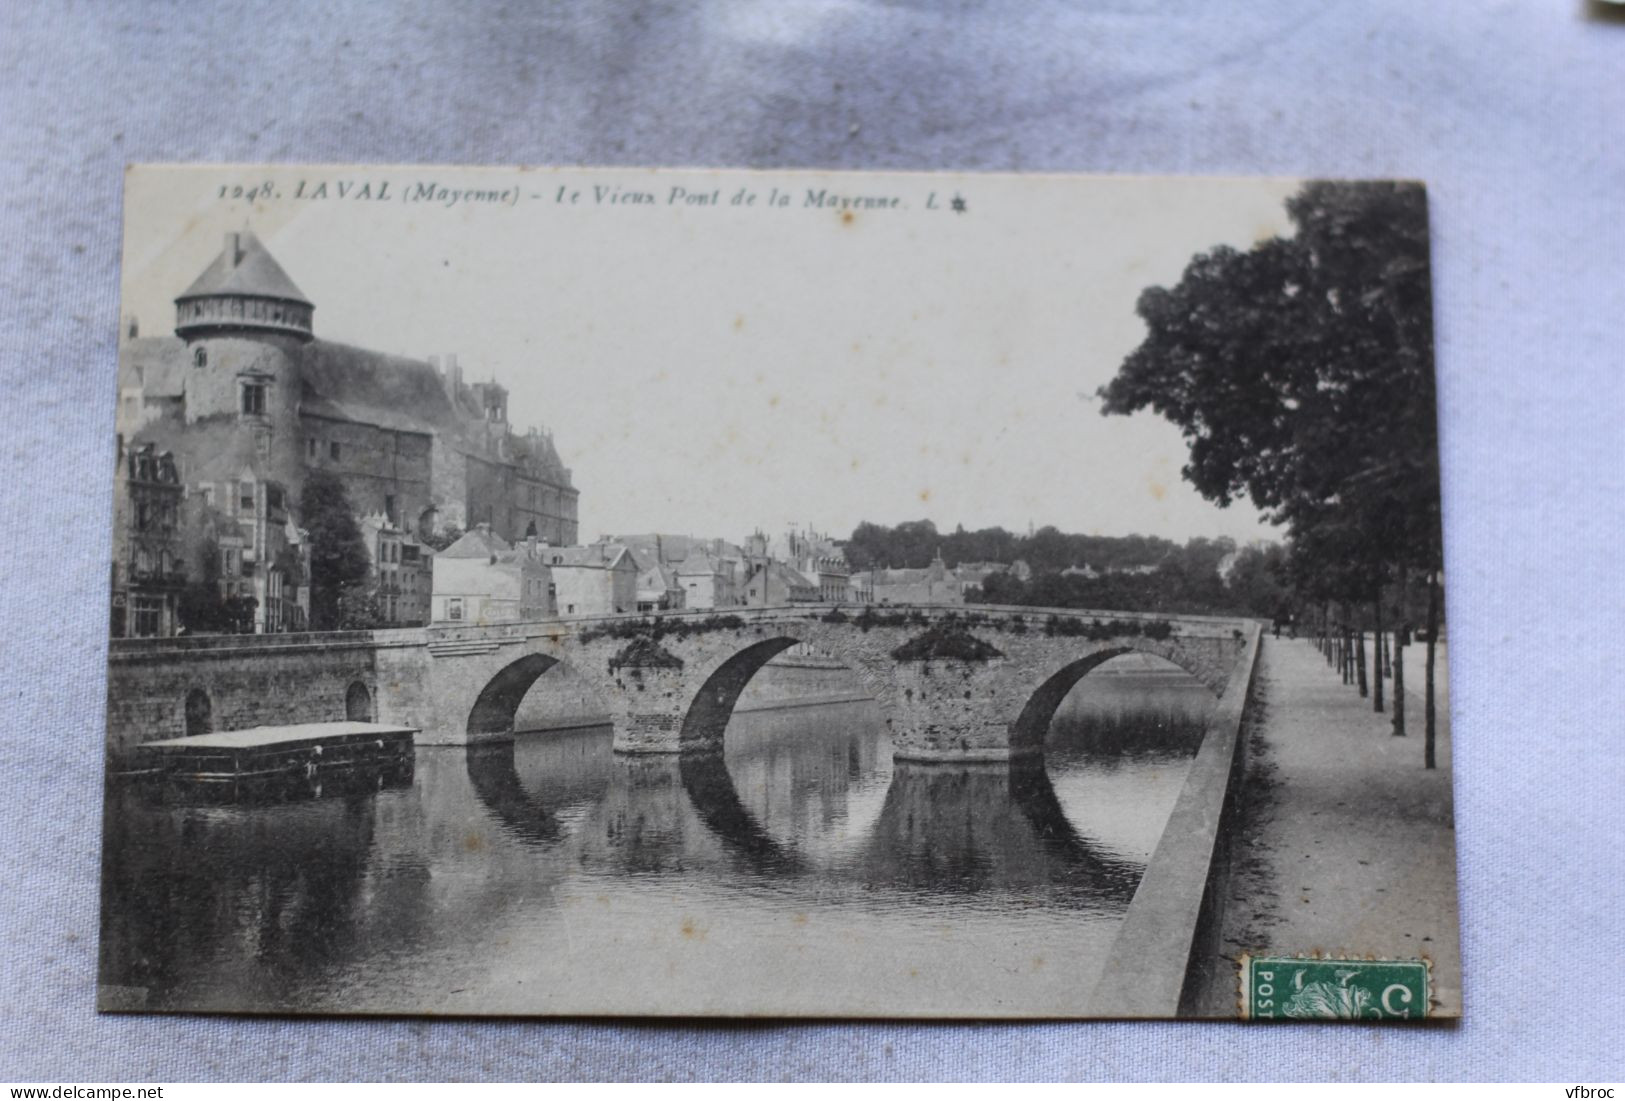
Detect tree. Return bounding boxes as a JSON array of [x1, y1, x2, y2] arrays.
[[1226, 542, 1291, 621], [301, 470, 372, 631], [1100, 181, 1444, 761], [336, 581, 382, 630], [422, 523, 465, 553]]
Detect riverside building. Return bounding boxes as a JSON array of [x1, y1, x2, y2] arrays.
[[116, 231, 580, 633]]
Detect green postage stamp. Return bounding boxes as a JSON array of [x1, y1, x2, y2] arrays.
[[1240, 955, 1432, 1021]]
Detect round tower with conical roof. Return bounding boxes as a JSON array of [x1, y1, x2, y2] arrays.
[[175, 231, 314, 343], [173, 232, 311, 485]]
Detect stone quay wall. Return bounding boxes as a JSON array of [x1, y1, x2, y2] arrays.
[[105, 630, 416, 760], [1087, 621, 1263, 1017]]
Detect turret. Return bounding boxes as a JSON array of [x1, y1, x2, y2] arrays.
[[171, 232, 310, 489], [175, 232, 314, 342]]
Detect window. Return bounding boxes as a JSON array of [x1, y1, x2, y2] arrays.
[[132, 597, 162, 638], [306, 438, 317, 459], [329, 441, 341, 461], [240, 488, 254, 513], [200, 485, 213, 509], [193, 347, 207, 368], [385, 495, 396, 523], [241, 382, 266, 415], [135, 502, 150, 531], [447, 598, 463, 621]]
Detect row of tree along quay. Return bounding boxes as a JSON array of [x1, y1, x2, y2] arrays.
[[1097, 179, 1446, 769]]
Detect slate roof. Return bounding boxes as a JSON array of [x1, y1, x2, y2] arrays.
[[119, 336, 188, 398], [676, 547, 721, 575], [178, 232, 311, 305], [548, 544, 633, 570], [767, 561, 816, 590], [439, 527, 514, 559], [298, 341, 458, 434], [608, 533, 701, 565]]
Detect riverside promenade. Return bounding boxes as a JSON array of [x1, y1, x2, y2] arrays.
[[1196, 634, 1461, 1017]]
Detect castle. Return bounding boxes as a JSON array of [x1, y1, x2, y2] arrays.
[[114, 231, 579, 635]]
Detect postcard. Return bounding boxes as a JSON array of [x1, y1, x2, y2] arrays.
[[100, 165, 1458, 1019]]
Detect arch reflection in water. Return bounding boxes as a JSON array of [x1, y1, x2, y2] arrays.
[[465, 728, 746, 877], [463, 730, 614, 846], [1043, 652, 1217, 866], [856, 758, 1142, 907]]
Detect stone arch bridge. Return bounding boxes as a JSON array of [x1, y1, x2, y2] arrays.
[[376, 605, 1255, 761], [108, 605, 1257, 763]]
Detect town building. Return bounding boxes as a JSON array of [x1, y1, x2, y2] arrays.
[[111, 441, 187, 637], [634, 561, 684, 613], [676, 545, 738, 610], [360, 512, 433, 625], [742, 560, 819, 606], [617, 543, 686, 613], [756, 526, 854, 603], [430, 524, 554, 624], [853, 549, 968, 606], [157, 416, 310, 634], [117, 230, 580, 634], [545, 544, 638, 617]]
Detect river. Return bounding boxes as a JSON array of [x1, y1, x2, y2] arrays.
[[99, 655, 1215, 1016]]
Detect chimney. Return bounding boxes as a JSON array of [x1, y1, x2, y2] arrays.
[[526, 533, 537, 557], [223, 233, 242, 269]]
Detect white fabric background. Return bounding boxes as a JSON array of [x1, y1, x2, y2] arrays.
[[2, 0, 1621, 1082]]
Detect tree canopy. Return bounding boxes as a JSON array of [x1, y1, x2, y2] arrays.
[[842, 519, 1179, 574], [301, 471, 372, 630], [1098, 180, 1442, 603]]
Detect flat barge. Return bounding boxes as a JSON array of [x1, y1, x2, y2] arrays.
[[135, 721, 416, 800]]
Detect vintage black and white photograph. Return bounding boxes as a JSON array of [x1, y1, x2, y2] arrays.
[[100, 165, 1458, 1019]]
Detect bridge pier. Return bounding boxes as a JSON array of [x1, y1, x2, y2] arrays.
[[888, 657, 1030, 762]]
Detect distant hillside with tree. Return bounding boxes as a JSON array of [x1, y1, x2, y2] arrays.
[[842, 519, 1181, 575], [841, 519, 1291, 619]]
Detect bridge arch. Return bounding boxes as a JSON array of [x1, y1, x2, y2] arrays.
[[1008, 645, 1219, 756], [466, 652, 562, 738], [677, 633, 885, 754]]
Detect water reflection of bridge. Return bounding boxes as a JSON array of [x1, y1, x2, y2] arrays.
[[461, 719, 1144, 904]]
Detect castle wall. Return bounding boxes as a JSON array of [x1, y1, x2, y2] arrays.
[[428, 437, 470, 532], [124, 228, 582, 572], [300, 413, 434, 530]]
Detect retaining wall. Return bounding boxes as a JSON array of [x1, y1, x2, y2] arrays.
[[1087, 621, 1263, 1017]]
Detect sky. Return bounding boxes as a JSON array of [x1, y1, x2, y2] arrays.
[[121, 166, 1300, 546]]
